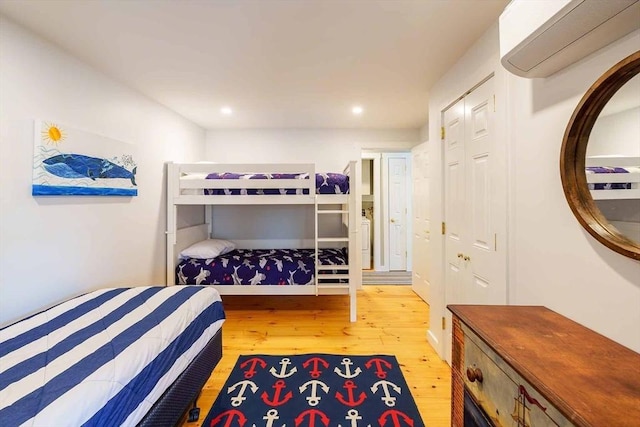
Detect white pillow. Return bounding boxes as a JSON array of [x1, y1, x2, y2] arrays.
[[179, 239, 236, 260], [181, 172, 209, 179]]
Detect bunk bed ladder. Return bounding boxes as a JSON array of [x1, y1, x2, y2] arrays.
[[315, 199, 351, 294], [314, 199, 319, 297]]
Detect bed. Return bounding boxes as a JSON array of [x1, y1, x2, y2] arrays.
[[586, 155, 640, 242], [586, 155, 640, 200], [166, 162, 361, 322], [0, 286, 225, 427], [202, 171, 350, 195], [177, 247, 349, 286]]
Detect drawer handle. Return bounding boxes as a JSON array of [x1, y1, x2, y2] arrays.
[[466, 366, 483, 383]]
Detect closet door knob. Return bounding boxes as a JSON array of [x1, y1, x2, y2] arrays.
[[457, 253, 464, 258], [463, 255, 471, 261]]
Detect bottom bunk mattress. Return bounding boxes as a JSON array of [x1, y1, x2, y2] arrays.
[[177, 247, 348, 286], [0, 285, 225, 426]]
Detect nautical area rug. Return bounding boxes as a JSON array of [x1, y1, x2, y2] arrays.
[[203, 354, 425, 427]]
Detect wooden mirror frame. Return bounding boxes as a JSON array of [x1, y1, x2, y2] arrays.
[[560, 51, 640, 261]]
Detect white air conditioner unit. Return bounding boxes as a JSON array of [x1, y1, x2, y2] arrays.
[[499, 0, 640, 78]]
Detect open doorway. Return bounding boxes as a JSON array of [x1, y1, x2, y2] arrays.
[[361, 151, 412, 285]]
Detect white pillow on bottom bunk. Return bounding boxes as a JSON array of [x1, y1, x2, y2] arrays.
[[180, 239, 236, 260]]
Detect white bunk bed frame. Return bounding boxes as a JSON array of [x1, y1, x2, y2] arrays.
[[586, 156, 640, 200], [165, 161, 361, 322]]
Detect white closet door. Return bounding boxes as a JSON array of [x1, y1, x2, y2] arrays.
[[464, 80, 500, 304], [444, 99, 466, 306], [443, 77, 507, 363], [411, 142, 430, 302], [388, 157, 408, 271]]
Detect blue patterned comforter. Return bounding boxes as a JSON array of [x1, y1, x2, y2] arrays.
[[586, 166, 633, 190], [204, 172, 349, 195], [177, 248, 348, 286]]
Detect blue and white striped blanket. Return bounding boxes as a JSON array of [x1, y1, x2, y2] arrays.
[[0, 286, 225, 427]]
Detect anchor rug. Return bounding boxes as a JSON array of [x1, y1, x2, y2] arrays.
[[202, 354, 425, 426]]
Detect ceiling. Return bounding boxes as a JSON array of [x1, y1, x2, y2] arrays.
[[0, 0, 509, 130]]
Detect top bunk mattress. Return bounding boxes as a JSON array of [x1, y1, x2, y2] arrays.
[[0, 286, 225, 426], [586, 166, 640, 190], [203, 172, 349, 195]]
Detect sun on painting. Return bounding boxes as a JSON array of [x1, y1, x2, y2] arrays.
[[41, 123, 66, 145], [32, 120, 138, 196]]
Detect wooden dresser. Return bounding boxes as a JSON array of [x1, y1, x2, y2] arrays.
[[448, 305, 640, 427]]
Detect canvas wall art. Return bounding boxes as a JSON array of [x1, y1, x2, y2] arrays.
[[32, 120, 138, 196]]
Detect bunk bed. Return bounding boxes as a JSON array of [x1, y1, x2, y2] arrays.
[[586, 155, 640, 242], [0, 286, 225, 426], [166, 161, 361, 322], [586, 155, 640, 200]]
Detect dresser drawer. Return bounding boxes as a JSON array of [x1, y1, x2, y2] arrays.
[[449, 305, 640, 427], [463, 325, 571, 427]]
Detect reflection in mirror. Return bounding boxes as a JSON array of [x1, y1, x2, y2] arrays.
[[560, 51, 640, 260], [587, 74, 640, 244]]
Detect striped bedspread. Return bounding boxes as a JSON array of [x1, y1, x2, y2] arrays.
[[0, 286, 225, 427]]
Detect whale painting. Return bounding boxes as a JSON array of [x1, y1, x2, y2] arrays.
[[42, 154, 137, 186], [33, 120, 138, 196]]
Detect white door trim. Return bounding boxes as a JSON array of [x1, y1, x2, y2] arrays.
[[362, 152, 383, 271]]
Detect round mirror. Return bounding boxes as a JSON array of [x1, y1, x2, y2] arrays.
[[560, 51, 640, 261]]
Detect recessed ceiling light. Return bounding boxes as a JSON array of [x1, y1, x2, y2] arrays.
[[352, 105, 364, 115], [220, 106, 233, 115]]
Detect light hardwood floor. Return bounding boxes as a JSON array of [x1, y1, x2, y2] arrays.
[[181, 285, 452, 426]]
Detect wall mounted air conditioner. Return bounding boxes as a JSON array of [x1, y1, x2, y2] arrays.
[[499, 0, 640, 78]]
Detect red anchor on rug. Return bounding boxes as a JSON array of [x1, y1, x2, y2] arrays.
[[294, 409, 330, 427], [365, 358, 393, 379], [240, 357, 266, 379], [209, 409, 247, 427], [378, 409, 414, 427], [303, 356, 329, 378], [261, 379, 293, 406], [335, 380, 367, 406]]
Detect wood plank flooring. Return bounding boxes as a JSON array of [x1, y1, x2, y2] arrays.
[[181, 285, 452, 426]]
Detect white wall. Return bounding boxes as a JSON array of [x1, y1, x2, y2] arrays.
[[427, 24, 640, 355], [206, 129, 419, 170], [508, 31, 640, 352], [426, 23, 510, 355], [0, 17, 206, 326], [204, 129, 419, 241], [589, 107, 640, 157]]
